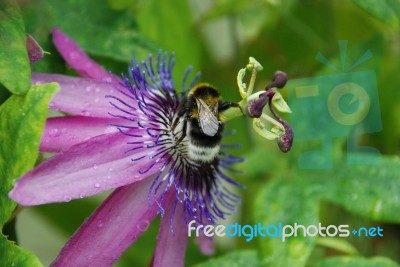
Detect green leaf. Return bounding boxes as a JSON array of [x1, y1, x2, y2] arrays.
[[253, 155, 400, 266], [323, 155, 400, 223], [0, 235, 43, 267], [313, 256, 400, 267], [193, 250, 261, 267], [0, 83, 58, 267], [0, 83, 59, 226], [254, 177, 320, 267], [23, 0, 156, 63], [316, 237, 359, 256], [0, 0, 31, 94], [136, 0, 202, 83], [353, 0, 400, 28]]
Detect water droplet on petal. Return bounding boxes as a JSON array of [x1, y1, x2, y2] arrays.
[[64, 196, 71, 202], [79, 193, 85, 199], [97, 219, 104, 228], [81, 110, 91, 116], [94, 183, 100, 188], [69, 51, 78, 59], [48, 128, 61, 137], [137, 220, 149, 232], [93, 164, 98, 170]]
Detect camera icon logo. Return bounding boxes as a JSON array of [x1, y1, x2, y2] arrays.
[[287, 41, 382, 169]]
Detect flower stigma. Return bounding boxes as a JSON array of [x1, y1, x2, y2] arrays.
[[222, 57, 293, 152]]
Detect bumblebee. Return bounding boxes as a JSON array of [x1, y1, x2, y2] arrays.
[[172, 83, 241, 163]]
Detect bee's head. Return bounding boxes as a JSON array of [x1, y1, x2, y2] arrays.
[[189, 83, 220, 106]]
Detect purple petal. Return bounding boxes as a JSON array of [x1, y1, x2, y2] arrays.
[[40, 116, 127, 152], [9, 132, 163, 205], [32, 73, 132, 117], [51, 178, 166, 267], [153, 200, 188, 267], [52, 28, 115, 82]]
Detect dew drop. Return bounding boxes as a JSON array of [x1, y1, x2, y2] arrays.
[[64, 196, 71, 202], [66, 134, 76, 140], [97, 219, 104, 228], [69, 51, 78, 59], [108, 167, 113, 172], [48, 128, 61, 137], [93, 164, 98, 169], [94, 183, 100, 188], [95, 87, 100, 93], [137, 220, 150, 232], [85, 86, 92, 92], [81, 110, 91, 116], [79, 193, 85, 199]]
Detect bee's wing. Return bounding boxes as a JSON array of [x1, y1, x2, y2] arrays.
[[196, 98, 219, 136]]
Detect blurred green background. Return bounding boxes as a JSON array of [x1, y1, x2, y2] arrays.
[[1, 0, 400, 266]]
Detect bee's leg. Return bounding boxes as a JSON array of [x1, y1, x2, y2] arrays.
[[172, 105, 188, 131], [219, 102, 244, 115], [174, 119, 187, 147], [171, 116, 180, 132]]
